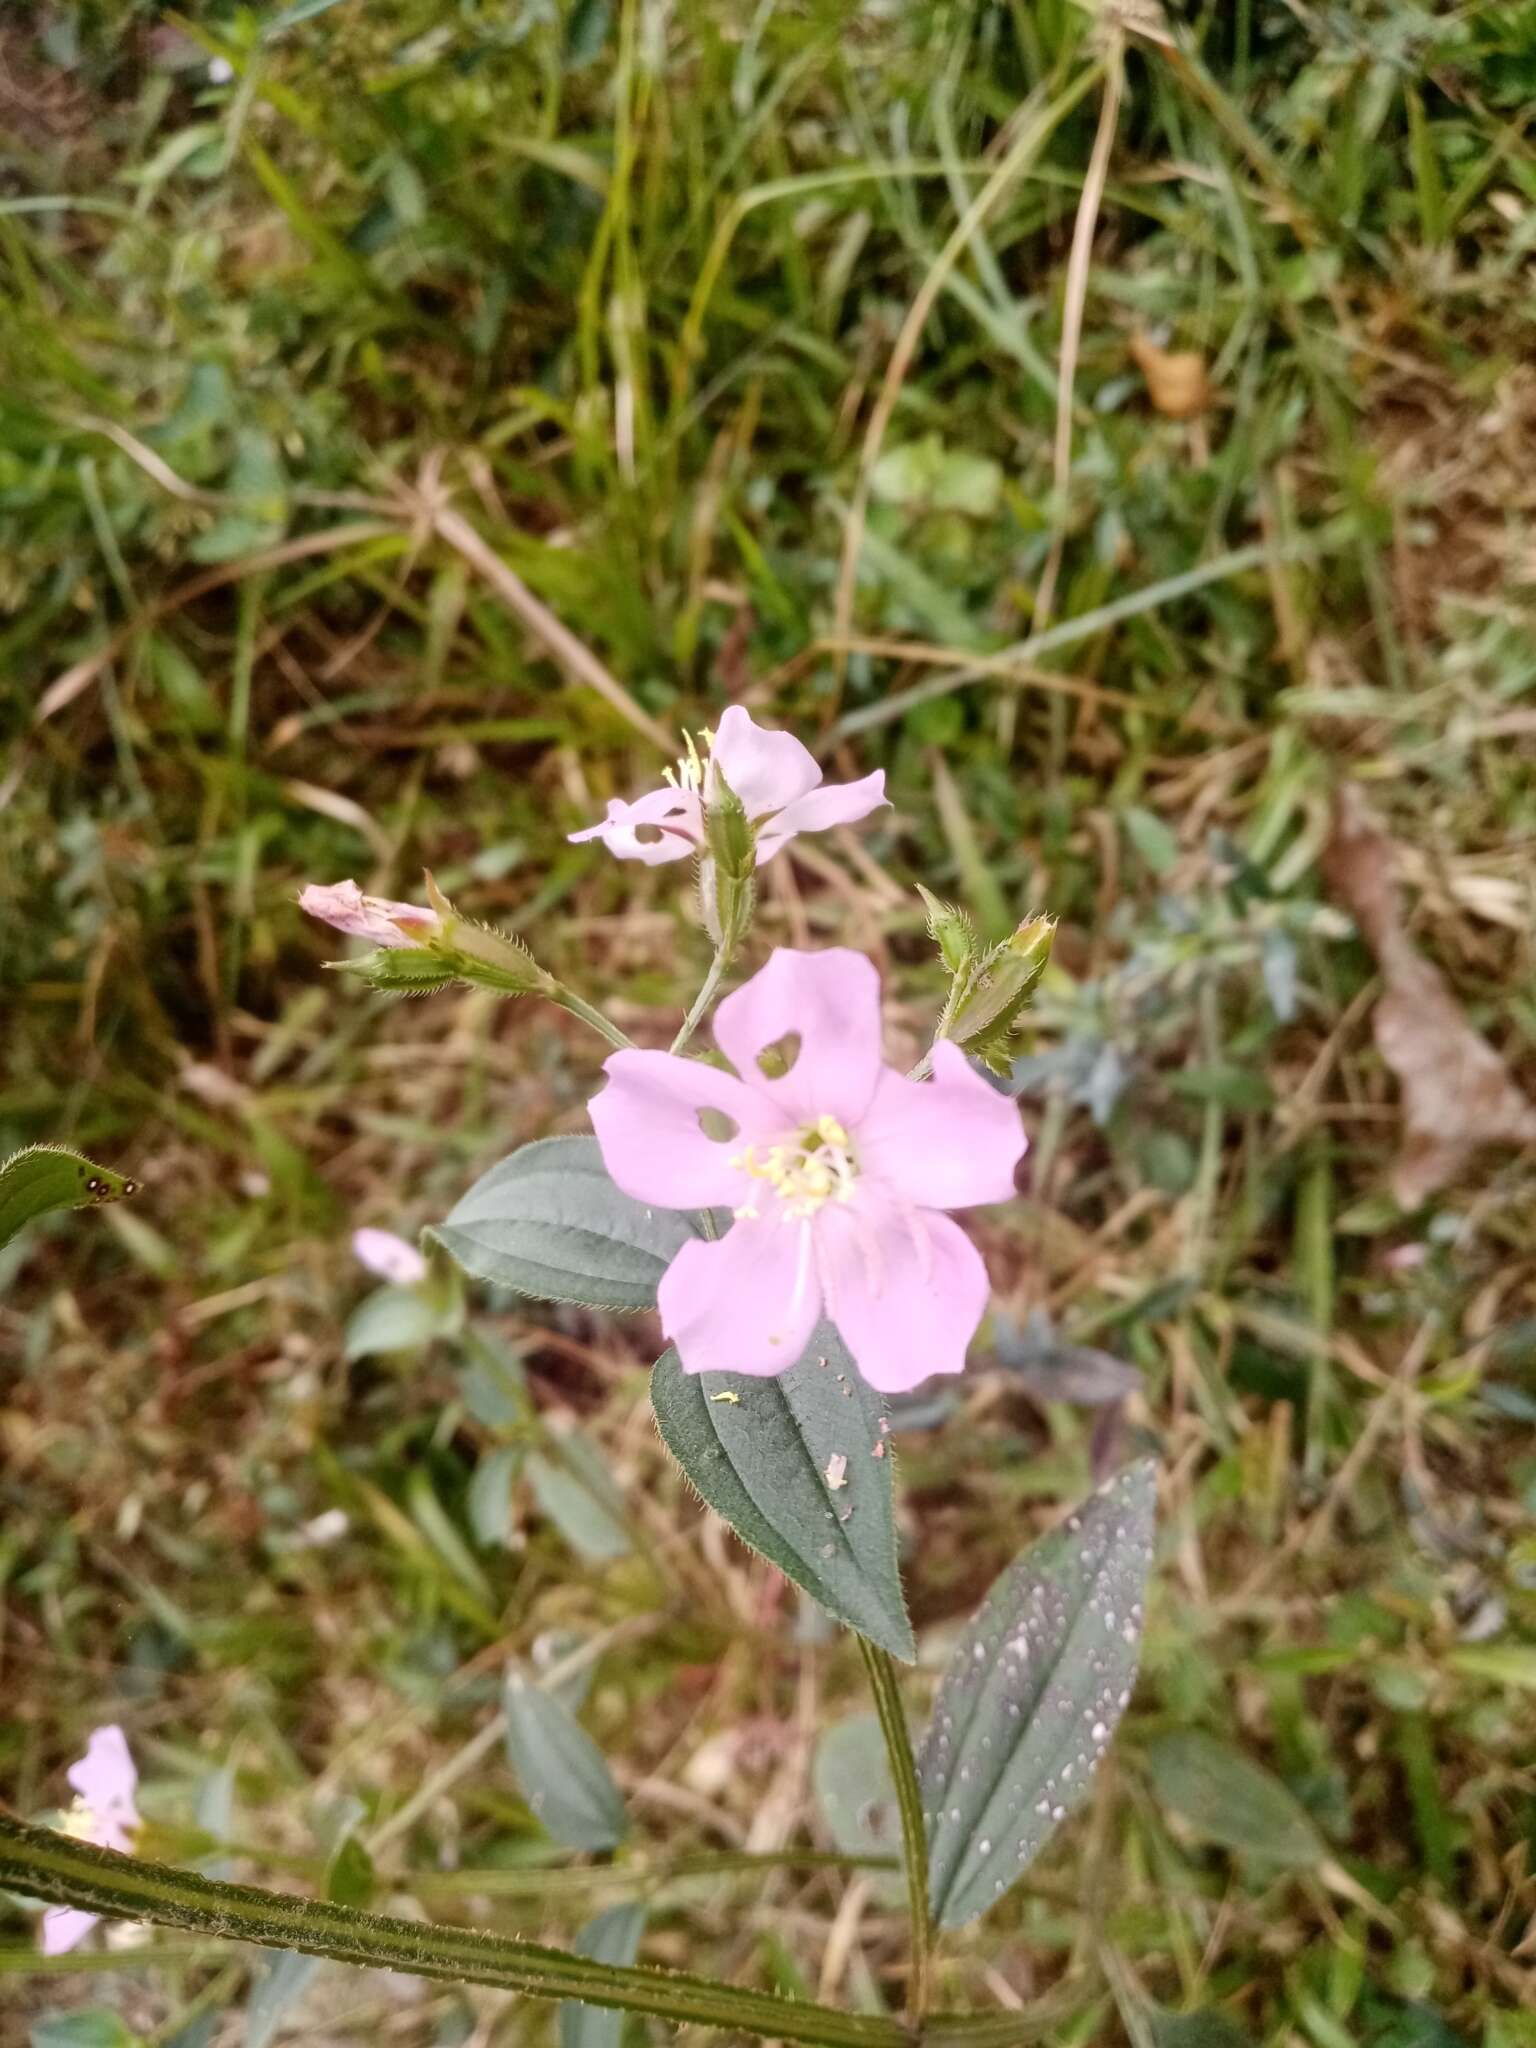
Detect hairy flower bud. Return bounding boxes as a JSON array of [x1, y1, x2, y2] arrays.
[[700, 765, 756, 953], [940, 914, 1056, 1075]]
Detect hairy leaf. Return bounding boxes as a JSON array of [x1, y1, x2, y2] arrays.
[[0, 1146, 138, 1253], [919, 1461, 1157, 1927], [429, 1136, 697, 1311], [651, 1325, 913, 1661]]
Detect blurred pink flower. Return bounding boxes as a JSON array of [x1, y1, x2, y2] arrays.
[[353, 1227, 428, 1287], [299, 880, 440, 949], [589, 949, 1024, 1392], [569, 708, 886, 867], [42, 1726, 140, 1956]]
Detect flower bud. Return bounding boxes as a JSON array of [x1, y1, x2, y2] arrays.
[[916, 884, 978, 976], [941, 914, 1055, 1074], [420, 872, 557, 997], [700, 765, 756, 953]]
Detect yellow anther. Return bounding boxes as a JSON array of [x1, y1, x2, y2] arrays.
[[728, 1120, 859, 1222]]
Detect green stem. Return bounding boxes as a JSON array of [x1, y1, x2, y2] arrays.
[[550, 984, 635, 1053], [670, 942, 733, 1054], [858, 1637, 933, 2025], [0, 1817, 903, 2048]]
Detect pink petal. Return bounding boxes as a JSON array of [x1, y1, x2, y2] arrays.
[[353, 1228, 428, 1287], [856, 1042, 1026, 1210], [591, 1051, 777, 1209], [569, 786, 701, 865], [818, 1197, 990, 1393], [659, 1217, 822, 1375], [713, 948, 884, 1127], [67, 1726, 139, 1847], [708, 707, 821, 816], [754, 770, 889, 863], [41, 1906, 100, 1956], [299, 881, 439, 949]]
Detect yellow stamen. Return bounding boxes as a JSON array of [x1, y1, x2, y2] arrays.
[[729, 1118, 859, 1222]]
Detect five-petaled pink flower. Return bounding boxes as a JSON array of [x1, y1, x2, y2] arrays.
[[589, 949, 1025, 1392], [299, 880, 440, 949], [569, 707, 887, 867], [41, 1726, 140, 1955], [353, 1227, 428, 1287]]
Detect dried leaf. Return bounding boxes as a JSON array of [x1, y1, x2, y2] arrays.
[[1129, 333, 1212, 419], [1323, 786, 1536, 1206]]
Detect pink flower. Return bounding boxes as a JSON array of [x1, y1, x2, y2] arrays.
[[569, 708, 887, 867], [353, 1227, 428, 1287], [588, 949, 1025, 1392], [299, 880, 440, 949], [42, 1726, 140, 1956]]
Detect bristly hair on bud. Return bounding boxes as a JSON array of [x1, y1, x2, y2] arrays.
[[419, 871, 555, 997], [699, 765, 756, 953], [331, 948, 460, 996], [936, 912, 1056, 1076], [916, 883, 979, 977]]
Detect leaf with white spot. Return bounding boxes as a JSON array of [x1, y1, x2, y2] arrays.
[[651, 1323, 913, 1661], [918, 1461, 1157, 1928]]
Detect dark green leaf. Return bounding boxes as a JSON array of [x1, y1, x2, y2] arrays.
[[1150, 2011, 1250, 2048], [559, 1905, 648, 2048], [31, 2016, 142, 2048], [650, 1324, 913, 1661], [919, 1462, 1157, 1928], [1145, 1730, 1324, 1868], [428, 1137, 698, 1312], [503, 1672, 628, 1851]]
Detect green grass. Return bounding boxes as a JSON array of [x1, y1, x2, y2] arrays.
[[4, 1, 1536, 2043]]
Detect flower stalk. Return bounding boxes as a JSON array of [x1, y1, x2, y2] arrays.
[[859, 1637, 933, 2026]]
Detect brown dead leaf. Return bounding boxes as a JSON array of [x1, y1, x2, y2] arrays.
[[1322, 785, 1536, 1206], [1129, 333, 1213, 419]]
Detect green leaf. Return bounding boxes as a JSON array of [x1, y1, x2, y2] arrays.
[[650, 1324, 913, 1662], [527, 1436, 633, 1563], [262, 0, 357, 35], [560, 1905, 648, 2048], [1445, 1643, 1536, 1691], [428, 1137, 699, 1311], [1144, 1730, 1325, 1868], [0, 1146, 138, 1252], [343, 1286, 451, 1360], [919, 1462, 1157, 1928], [469, 1445, 523, 1548], [31, 2015, 142, 2048], [324, 1833, 376, 1910], [811, 1716, 904, 1906], [246, 1951, 323, 2048], [1149, 2010, 1250, 2048], [503, 1671, 629, 1851]]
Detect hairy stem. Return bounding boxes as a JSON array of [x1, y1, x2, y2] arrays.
[[859, 1637, 933, 2024], [670, 942, 733, 1054], [0, 1817, 904, 2048], [550, 984, 635, 1053]]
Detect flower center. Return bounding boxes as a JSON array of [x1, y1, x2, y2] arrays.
[[730, 1115, 859, 1222], [660, 727, 714, 797]]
